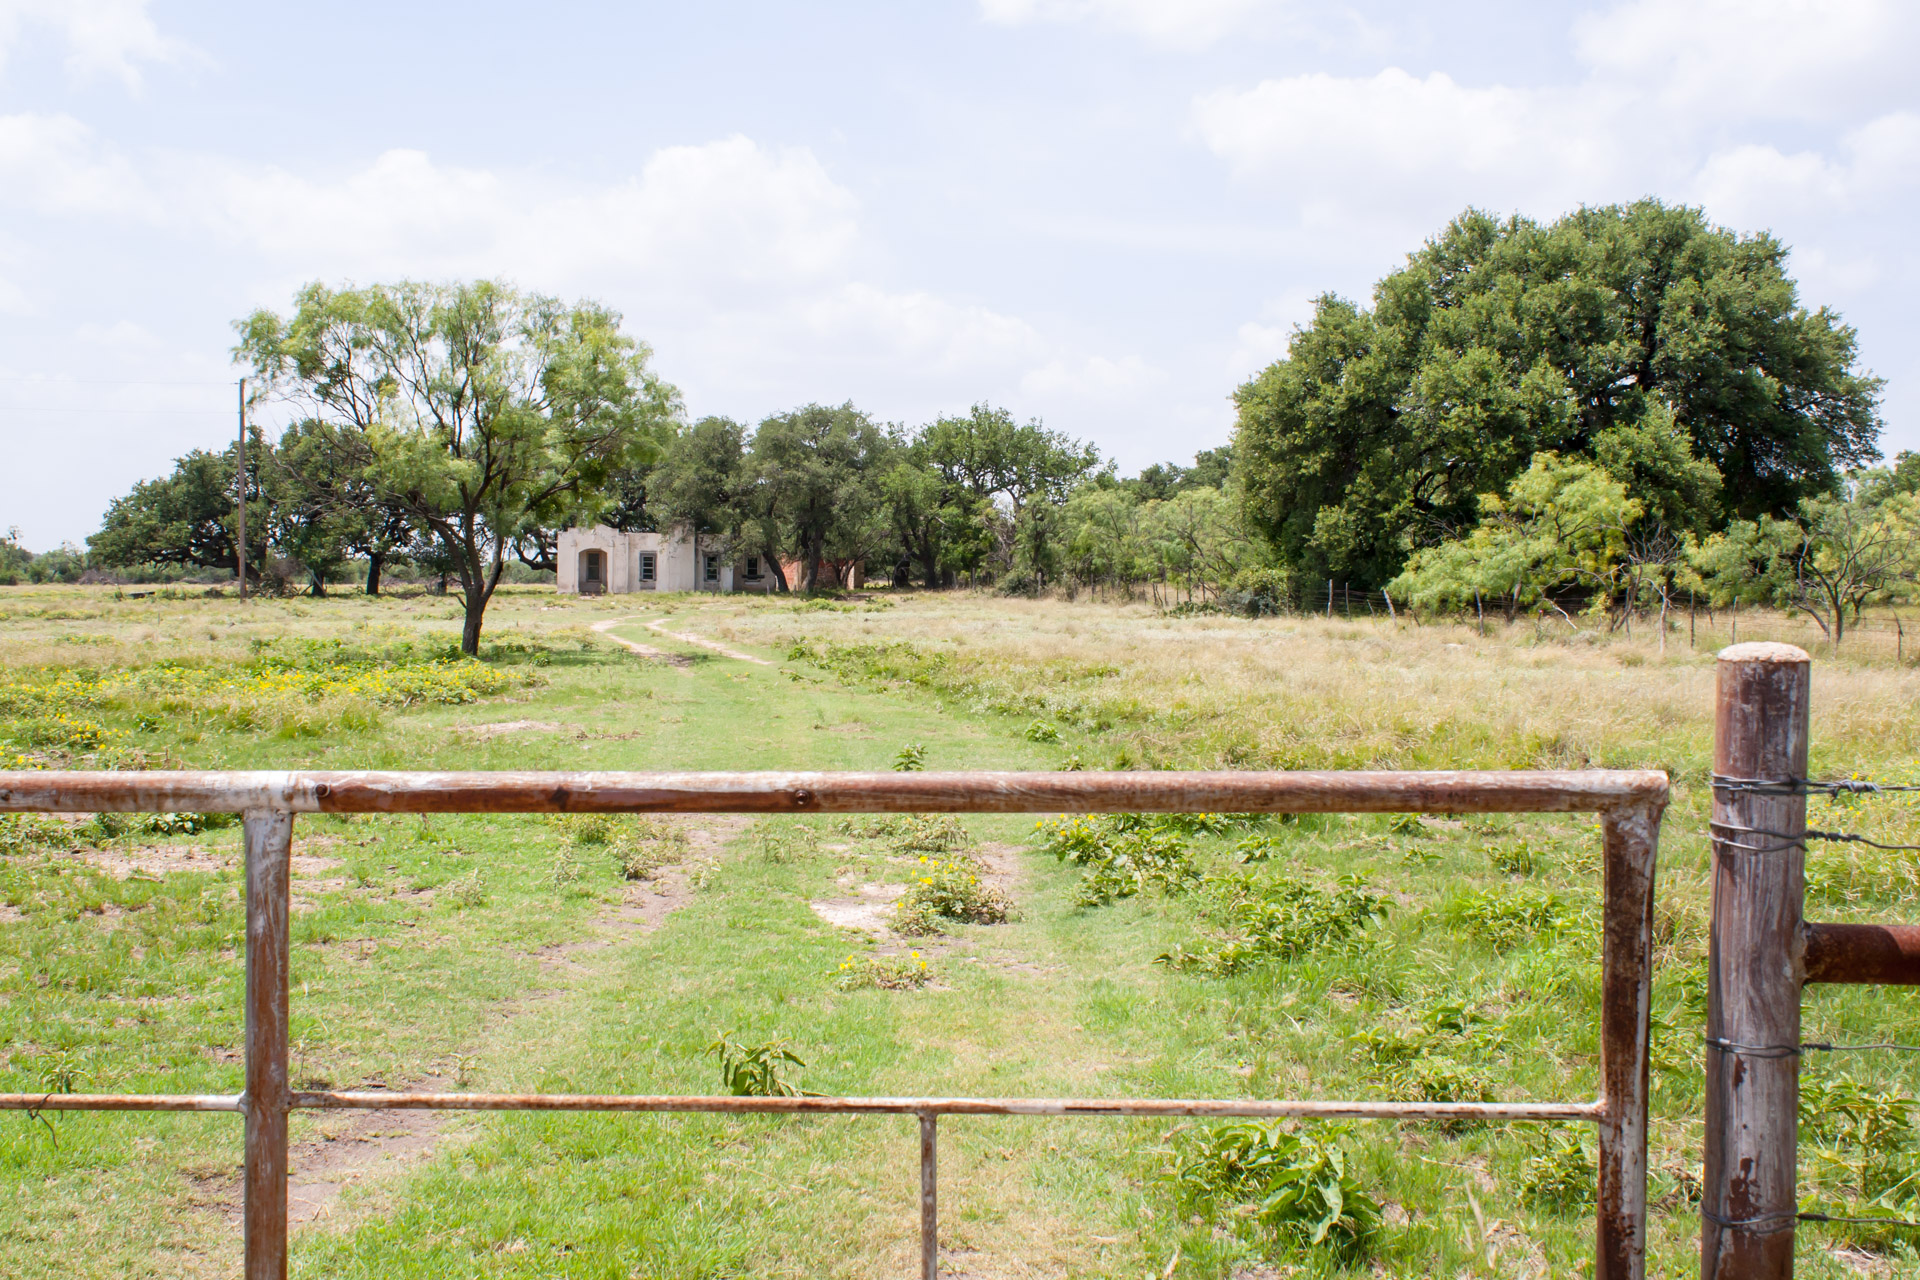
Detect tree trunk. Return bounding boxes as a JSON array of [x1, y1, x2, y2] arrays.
[[461, 598, 485, 655], [307, 570, 326, 598], [365, 552, 385, 597]]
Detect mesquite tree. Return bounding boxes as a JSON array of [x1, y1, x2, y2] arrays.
[[236, 280, 680, 653]]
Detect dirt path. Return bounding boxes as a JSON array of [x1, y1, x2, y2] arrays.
[[279, 815, 749, 1230], [642, 620, 773, 665], [589, 618, 687, 665]]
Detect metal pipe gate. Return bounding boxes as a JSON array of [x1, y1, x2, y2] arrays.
[[0, 767, 1668, 1278]]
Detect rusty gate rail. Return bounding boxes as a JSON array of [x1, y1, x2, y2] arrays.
[[0, 769, 1667, 1280]]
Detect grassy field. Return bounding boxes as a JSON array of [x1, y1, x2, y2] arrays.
[[2, 584, 1918, 1278]]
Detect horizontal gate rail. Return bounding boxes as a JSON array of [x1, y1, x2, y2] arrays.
[[0, 768, 1667, 1280], [0, 767, 1667, 815]]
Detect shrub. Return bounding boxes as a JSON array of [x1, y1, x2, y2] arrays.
[[834, 951, 932, 990], [1164, 1122, 1378, 1261], [1038, 815, 1200, 907], [710, 1034, 810, 1097], [1159, 874, 1389, 974], [0, 814, 69, 855], [442, 869, 487, 908], [1802, 1072, 1916, 1203], [1489, 839, 1538, 876], [614, 818, 689, 879], [894, 855, 1011, 934], [140, 812, 236, 836], [893, 742, 927, 772], [888, 815, 972, 855], [1521, 1132, 1597, 1212], [835, 815, 907, 840], [1446, 886, 1575, 952], [557, 813, 618, 846], [1024, 720, 1060, 742]]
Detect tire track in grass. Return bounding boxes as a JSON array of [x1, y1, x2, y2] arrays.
[[642, 619, 773, 665], [280, 817, 748, 1231]]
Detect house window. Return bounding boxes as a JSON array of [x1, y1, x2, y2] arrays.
[[704, 556, 719, 582], [639, 553, 655, 582], [746, 557, 760, 579]]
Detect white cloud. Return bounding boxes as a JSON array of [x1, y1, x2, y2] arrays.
[[1193, 69, 1638, 222], [1021, 353, 1165, 401], [1574, 0, 1917, 120], [192, 136, 861, 294], [979, 0, 1271, 50], [801, 284, 1045, 375], [0, 113, 153, 216], [1691, 111, 1920, 224], [0, 0, 192, 88]]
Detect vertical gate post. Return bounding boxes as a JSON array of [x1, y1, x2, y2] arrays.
[[1703, 643, 1810, 1279], [1597, 799, 1665, 1280], [919, 1111, 938, 1280], [243, 809, 294, 1280]]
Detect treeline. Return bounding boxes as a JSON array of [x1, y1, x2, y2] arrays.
[[61, 198, 1914, 648], [76, 280, 1259, 653]]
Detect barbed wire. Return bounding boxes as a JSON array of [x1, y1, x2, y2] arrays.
[[1703, 1205, 1920, 1233], [1705, 1036, 1920, 1057], [1711, 774, 1920, 797], [1708, 819, 1920, 854]]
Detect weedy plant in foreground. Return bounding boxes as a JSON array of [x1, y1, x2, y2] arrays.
[[1163, 1121, 1379, 1262], [894, 855, 1011, 935], [1038, 814, 1202, 907], [709, 1033, 813, 1098], [1158, 873, 1390, 975], [833, 951, 932, 990]]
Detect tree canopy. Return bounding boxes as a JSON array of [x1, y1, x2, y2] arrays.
[[1234, 200, 1884, 588], [234, 280, 679, 652]]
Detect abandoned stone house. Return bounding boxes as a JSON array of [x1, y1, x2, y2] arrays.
[[555, 525, 777, 595]]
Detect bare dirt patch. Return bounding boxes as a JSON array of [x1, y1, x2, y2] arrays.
[[811, 882, 905, 937], [454, 719, 573, 740], [82, 843, 233, 879], [284, 1076, 461, 1227]]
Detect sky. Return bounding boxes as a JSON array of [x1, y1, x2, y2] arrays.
[[0, 0, 1915, 550]]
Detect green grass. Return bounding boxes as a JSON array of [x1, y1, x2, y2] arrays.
[[0, 584, 1917, 1276]]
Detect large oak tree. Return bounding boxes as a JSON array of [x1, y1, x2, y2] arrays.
[[1234, 200, 1883, 588]]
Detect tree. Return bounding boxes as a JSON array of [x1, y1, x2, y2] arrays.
[[236, 280, 680, 653], [1690, 492, 1920, 645], [921, 404, 1100, 575], [89, 435, 269, 581], [1236, 201, 1883, 587], [272, 418, 416, 596], [1389, 454, 1641, 624], [744, 404, 889, 591], [0, 529, 32, 585]]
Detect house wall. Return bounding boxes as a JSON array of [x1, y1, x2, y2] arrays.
[[559, 525, 758, 595]]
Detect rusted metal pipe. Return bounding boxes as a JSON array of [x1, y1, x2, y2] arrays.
[[0, 1093, 243, 1112], [0, 768, 1669, 817], [1703, 643, 1809, 1280], [1804, 922, 1920, 985], [243, 810, 293, 1280], [287, 1092, 1605, 1120], [920, 1111, 938, 1280], [1597, 800, 1664, 1280]]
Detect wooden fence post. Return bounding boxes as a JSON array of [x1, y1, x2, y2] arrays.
[[1702, 643, 1809, 1279], [244, 809, 294, 1280]]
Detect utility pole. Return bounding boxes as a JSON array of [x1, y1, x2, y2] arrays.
[[236, 377, 247, 600]]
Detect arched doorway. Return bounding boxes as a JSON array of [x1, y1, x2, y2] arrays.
[[579, 548, 605, 595]]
